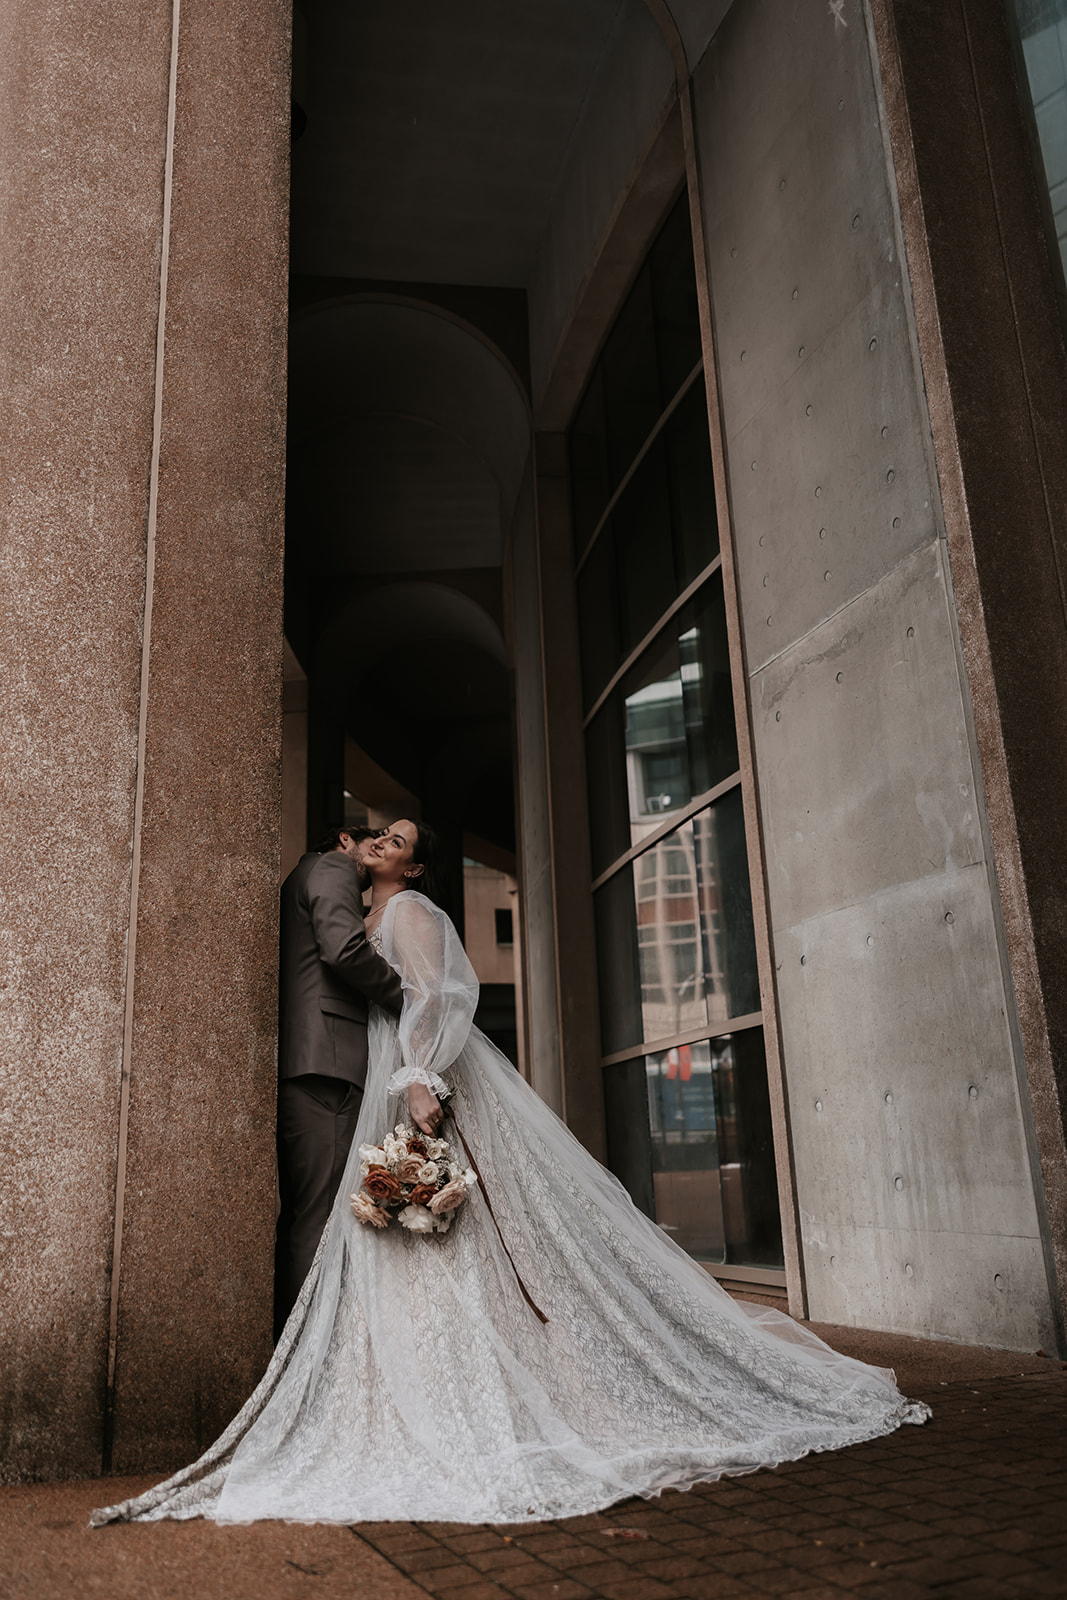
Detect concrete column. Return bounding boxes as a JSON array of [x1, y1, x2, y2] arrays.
[[532, 436, 607, 1160], [0, 0, 290, 1480], [505, 469, 564, 1115]]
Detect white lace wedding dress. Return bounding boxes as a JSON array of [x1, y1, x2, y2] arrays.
[[93, 892, 928, 1527]]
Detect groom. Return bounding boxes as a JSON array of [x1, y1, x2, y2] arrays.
[[274, 824, 404, 1340]]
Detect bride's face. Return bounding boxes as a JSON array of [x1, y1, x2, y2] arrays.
[[367, 819, 423, 889]]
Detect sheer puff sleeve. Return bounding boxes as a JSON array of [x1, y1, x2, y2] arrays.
[[380, 892, 479, 1097]]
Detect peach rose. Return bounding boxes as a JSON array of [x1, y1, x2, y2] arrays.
[[363, 1165, 402, 1203], [429, 1177, 469, 1215], [396, 1156, 425, 1184], [350, 1191, 391, 1228]]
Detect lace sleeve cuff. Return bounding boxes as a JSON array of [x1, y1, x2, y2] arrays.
[[387, 1065, 451, 1098]]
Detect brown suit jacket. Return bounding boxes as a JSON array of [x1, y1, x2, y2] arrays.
[[278, 849, 403, 1086]]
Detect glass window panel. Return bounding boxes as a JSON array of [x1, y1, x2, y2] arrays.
[[710, 1029, 783, 1267], [569, 366, 610, 558], [600, 263, 662, 484], [615, 573, 738, 851], [612, 439, 677, 655], [624, 627, 692, 838], [646, 1040, 726, 1262], [666, 379, 720, 586], [682, 579, 738, 796], [576, 527, 620, 712], [594, 821, 706, 1054], [593, 868, 642, 1056], [695, 787, 761, 1025], [1008, 1, 1067, 333], [650, 193, 703, 400], [603, 1057, 655, 1218]]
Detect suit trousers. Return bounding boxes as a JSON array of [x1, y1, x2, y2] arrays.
[[274, 1073, 363, 1342]]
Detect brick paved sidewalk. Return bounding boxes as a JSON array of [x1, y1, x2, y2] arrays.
[[356, 1369, 1067, 1600], [3, 1329, 1065, 1600]]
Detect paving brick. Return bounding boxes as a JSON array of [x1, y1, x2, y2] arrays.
[[894, 1555, 970, 1585], [439, 1533, 513, 1554], [959, 1551, 1043, 1580], [785, 1544, 850, 1571], [513, 1533, 590, 1556], [1014, 1574, 1067, 1596], [672, 1576, 763, 1600], [982, 1528, 1049, 1554], [466, 1547, 556, 1575], [419, 1562, 491, 1589], [424, 1586, 513, 1600], [874, 1520, 932, 1544], [934, 1582, 1027, 1600], [712, 1552, 784, 1577], [859, 1584, 931, 1600], [622, 1555, 709, 1581], [813, 1558, 886, 1587], [594, 1579, 680, 1600], [512, 1582, 597, 1600], [389, 1546, 463, 1574], [550, 1559, 635, 1586], [364, 1527, 445, 1553], [743, 1566, 824, 1593]]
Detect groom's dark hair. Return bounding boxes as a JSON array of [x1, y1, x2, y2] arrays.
[[315, 824, 379, 854]]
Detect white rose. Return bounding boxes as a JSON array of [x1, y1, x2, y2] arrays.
[[463, 1168, 477, 1187], [398, 1204, 436, 1234], [427, 1138, 448, 1160], [417, 1161, 439, 1184]]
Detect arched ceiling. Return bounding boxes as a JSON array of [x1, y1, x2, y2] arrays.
[[288, 299, 530, 576]]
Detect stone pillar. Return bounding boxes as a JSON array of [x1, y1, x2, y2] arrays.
[[0, 0, 291, 1481]]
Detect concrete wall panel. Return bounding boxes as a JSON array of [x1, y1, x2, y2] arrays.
[[694, 0, 1055, 1346], [727, 295, 936, 673], [779, 865, 1052, 1348], [753, 542, 984, 927]]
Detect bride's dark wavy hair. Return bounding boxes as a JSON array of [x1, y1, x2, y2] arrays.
[[404, 819, 443, 906]]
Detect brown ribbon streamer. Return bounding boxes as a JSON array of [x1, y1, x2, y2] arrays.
[[452, 1122, 549, 1326]]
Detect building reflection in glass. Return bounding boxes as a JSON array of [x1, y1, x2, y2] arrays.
[[644, 1032, 783, 1267]]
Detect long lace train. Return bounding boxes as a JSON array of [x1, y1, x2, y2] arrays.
[[93, 896, 928, 1527]]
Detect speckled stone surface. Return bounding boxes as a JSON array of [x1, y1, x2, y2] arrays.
[[0, 1, 172, 1480], [0, 0, 290, 1482], [106, 0, 291, 1472]]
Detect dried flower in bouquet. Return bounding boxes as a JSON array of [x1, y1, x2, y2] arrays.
[[350, 1123, 476, 1236]]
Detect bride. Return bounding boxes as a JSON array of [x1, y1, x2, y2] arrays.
[[93, 819, 928, 1528]]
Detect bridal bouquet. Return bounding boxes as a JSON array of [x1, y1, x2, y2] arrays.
[[350, 1122, 476, 1236]]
